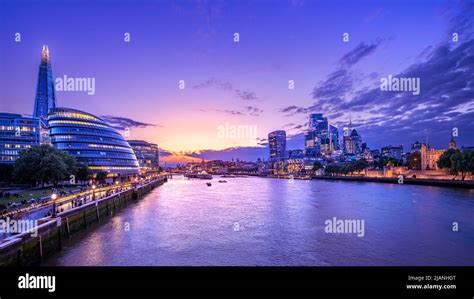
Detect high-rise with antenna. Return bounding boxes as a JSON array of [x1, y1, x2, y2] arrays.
[[33, 45, 56, 120]]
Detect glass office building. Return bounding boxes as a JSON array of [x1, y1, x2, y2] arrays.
[[48, 107, 139, 175], [268, 130, 286, 161], [0, 113, 40, 163], [33, 45, 56, 120], [127, 140, 160, 173]]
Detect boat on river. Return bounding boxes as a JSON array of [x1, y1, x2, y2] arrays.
[[185, 171, 213, 180]]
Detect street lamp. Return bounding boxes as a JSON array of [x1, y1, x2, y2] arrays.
[[92, 184, 97, 201], [51, 193, 58, 217]]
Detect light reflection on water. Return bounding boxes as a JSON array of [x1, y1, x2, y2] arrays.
[[46, 176, 474, 266]]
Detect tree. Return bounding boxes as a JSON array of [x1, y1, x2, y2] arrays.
[[465, 150, 474, 178], [342, 163, 354, 175], [451, 151, 471, 181], [13, 145, 79, 187], [437, 148, 458, 170], [95, 171, 108, 184], [324, 164, 340, 176], [438, 149, 474, 180], [353, 159, 368, 174], [0, 164, 14, 183], [76, 163, 92, 184], [407, 152, 421, 170], [313, 161, 323, 172]]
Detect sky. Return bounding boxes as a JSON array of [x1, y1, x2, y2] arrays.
[[1, 0, 473, 162]]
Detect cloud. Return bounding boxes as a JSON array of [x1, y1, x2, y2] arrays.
[[280, 2, 474, 150], [308, 34, 473, 149], [246, 106, 263, 116], [339, 40, 383, 67], [364, 8, 384, 23], [101, 115, 158, 130], [193, 78, 260, 101], [311, 69, 354, 101], [214, 105, 263, 117], [278, 105, 311, 116], [221, 109, 245, 116]]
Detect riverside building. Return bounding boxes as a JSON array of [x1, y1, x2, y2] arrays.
[[48, 107, 139, 175]]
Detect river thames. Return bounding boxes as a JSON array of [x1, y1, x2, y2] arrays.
[[46, 176, 474, 266]]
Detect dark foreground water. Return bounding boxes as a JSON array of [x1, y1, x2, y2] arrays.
[[46, 176, 474, 266]]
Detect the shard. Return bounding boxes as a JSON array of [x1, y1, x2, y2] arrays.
[[33, 45, 56, 120]]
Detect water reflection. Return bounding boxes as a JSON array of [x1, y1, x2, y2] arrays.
[[46, 176, 474, 266]]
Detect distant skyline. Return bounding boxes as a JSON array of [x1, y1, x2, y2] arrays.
[[1, 0, 473, 162]]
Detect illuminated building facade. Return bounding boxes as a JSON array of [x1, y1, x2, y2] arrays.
[[342, 119, 362, 156], [420, 144, 444, 170], [33, 45, 56, 121], [48, 107, 139, 175], [305, 114, 339, 157], [305, 114, 327, 157], [268, 130, 286, 161], [381, 145, 404, 160], [0, 113, 40, 163], [127, 140, 160, 172]]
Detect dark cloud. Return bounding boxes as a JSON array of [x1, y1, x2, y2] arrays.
[[292, 3, 474, 150], [339, 40, 383, 67], [246, 106, 263, 116], [278, 105, 311, 116], [311, 69, 354, 101], [101, 115, 158, 130], [193, 78, 260, 101], [310, 39, 474, 149]]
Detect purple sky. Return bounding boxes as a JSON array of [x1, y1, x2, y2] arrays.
[[1, 0, 473, 161]]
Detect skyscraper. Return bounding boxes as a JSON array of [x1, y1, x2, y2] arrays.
[[330, 125, 339, 151], [33, 45, 56, 120], [268, 130, 286, 160], [343, 118, 362, 155], [305, 113, 339, 157], [308, 113, 328, 132]]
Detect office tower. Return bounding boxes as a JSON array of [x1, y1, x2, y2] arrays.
[[343, 118, 362, 155], [33, 45, 56, 120], [0, 113, 40, 163], [305, 113, 329, 157], [268, 130, 286, 160]]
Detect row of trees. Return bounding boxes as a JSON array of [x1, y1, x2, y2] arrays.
[[437, 149, 474, 180], [323, 159, 369, 176], [314, 149, 474, 180], [1, 145, 96, 187]]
